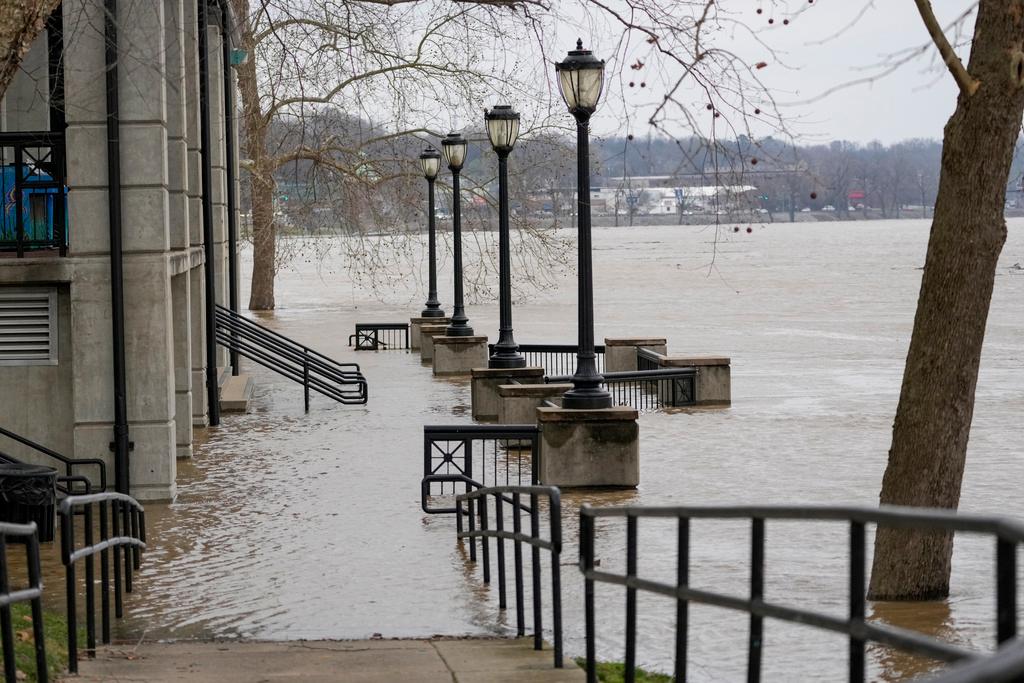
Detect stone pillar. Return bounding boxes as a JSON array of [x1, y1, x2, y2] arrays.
[[419, 323, 448, 362], [537, 406, 639, 487], [471, 367, 544, 421], [207, 25, 229, 372], [410, 316, 450, 351], [498, 383, 571, 425], [605, 337, 667, 373], [432, 335, 488, 376], [661, 355, 732, 406], [171, 272, 192, 458]]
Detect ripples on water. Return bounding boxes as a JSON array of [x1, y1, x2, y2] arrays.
[[29, 219, 1024, 681]]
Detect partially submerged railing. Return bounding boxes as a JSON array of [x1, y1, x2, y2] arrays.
[[495, 344, 605, 376], [421, 425, 539, 515], [544, 368, 696, 410], [0, 521, 47, 683], [0, 425, 106, 494], [348, 323, 410, 351], [215, 305, 367, 409], [0, 131, 68, 258], [578, 504, 1024, 683], [60, 492, 146, 673], [446, 482, 563, 668]]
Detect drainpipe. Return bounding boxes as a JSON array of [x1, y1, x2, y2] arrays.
[[104, 0, 131, 494], [220, 1, 240, 376], [198, 0, 221, 425]]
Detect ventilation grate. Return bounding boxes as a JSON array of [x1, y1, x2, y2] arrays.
[[0, 288, 58, 365]]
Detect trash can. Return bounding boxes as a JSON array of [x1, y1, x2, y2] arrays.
[[0, 463, 57, 542]]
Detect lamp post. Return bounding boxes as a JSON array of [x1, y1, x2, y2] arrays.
[[442, 132, 473, 336], [485, 105, 526, 369], [556, 39, 612, 410], [419, 147, 445, 318]]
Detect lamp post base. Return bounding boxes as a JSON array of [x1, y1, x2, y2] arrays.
[[445, 322, 474, 337], [421, 307, 446, 318], [561, 387, 613, 410], [488, 352, 527, 369]]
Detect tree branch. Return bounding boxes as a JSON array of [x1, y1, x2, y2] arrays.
[[912, 0, 979, 96]]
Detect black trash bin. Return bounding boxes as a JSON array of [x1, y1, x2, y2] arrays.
[[0, 463, 57, 542]]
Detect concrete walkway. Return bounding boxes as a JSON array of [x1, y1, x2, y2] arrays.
[[61, 638, 585, 682]]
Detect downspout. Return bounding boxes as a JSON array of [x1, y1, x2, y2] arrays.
[[220, 1, 240, 376], [198, 0, 221, 426], [104, 0, 131, 494]]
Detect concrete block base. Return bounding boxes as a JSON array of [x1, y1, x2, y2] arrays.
[[220, 373, 254, 412], [410, 316, 449, 351], [419, 323, 449, 362], [498, 383, 572, 424], [605, 337, 667, 372], [471, 367, 545, 420], [661, 355, 732, 406], [433, 336, 488, 376], [537, 406, 639, 487]]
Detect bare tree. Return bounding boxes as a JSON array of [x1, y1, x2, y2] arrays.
[[0, 1, 60, 98]]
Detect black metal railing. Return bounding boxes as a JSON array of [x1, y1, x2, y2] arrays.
[[421, 425, 539, 515], [215, 304, 367, 409], [0, 425, 106, 495], [446, 482, 563, 668], [348, 323, 410, 351], [0, 131, 67, 258], [0, 521, 47, 683], [636, 347, 662, 371], [578, 504, 1024, 683], [59, 492, 146, 674], [493, 344, 605, 376], [544, 368, 696, 410]]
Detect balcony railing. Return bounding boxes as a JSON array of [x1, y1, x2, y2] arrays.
[[0, 131, 68, 257]]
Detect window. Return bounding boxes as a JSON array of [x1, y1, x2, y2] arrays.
[[0, 287, 58, 366]]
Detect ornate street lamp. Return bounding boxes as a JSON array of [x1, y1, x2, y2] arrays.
[[419, 147, 445, 318], [485, 105, 526, 368], [555, 39, 612, 409], [441, 132, 473, 336]]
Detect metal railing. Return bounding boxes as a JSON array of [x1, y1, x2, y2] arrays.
[[449, 483, 563, 669], [0, 131, 67, 257], [214, 304, 367, 410], [0, 425, 106, 495], [59, 492, 146, 674], [0, 521, 47, 683], [544, 368, 696, 410], [493, 344, 605, 376], [348, 323, 410, 351], [636, 347, 661, 371], [421, 425, 539, 515], [578, 504, 1024, 683]]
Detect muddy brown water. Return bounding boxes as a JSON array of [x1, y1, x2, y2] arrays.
[[24, 219, 1024, 681]]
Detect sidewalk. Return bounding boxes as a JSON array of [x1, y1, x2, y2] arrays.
[[61, 638, 585, 682]]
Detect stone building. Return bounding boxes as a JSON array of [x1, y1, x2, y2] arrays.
[[0, 0, 241, 501]]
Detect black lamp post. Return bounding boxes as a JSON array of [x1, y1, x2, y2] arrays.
[[419, 147, 445, 318], [442, 132, 473, 336], [485, 105, 526, 369], [556, 40, 612, 410]]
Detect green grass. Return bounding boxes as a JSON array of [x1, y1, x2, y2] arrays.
[[0, 603, 81, 682], [575, 657, 675, 683]]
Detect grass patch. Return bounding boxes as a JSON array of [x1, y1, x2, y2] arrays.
[[0, 603, 82, 682], [574, 657, 675, 683]]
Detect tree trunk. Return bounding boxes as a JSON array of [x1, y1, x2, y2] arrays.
[[232, 0, 276, 311], [0, 0, 60, 100], [868, 0, 1024, 600]]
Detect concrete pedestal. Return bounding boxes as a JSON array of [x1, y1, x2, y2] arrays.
[[471, 367, 545, 421], [433, 336, 488, 376], [537, 406, 639, 487], [410, 316, 450, 351], [419, 324, 449, 362], [605, 337, 667, 372], [498, 383, 571, 424], [662, 355, 731, 406]]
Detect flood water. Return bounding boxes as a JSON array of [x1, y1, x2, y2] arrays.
[[33, 219, 1024, 680]]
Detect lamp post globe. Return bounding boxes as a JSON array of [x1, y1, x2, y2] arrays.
[[555, 40, 612, 410], [441, 132, 473, 336], [485, 105, 526, 369], [419, 147, 445, 318]]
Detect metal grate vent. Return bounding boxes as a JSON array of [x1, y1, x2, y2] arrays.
[[0, 288, 58, 366]]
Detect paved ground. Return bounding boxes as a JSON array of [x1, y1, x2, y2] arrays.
[[61, 638, 585, 682]]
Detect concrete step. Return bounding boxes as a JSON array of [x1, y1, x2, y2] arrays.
[[219, 373, 254, 413]]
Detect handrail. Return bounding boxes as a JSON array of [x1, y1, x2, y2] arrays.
[[578, 503, 1024, 683], [349, 323, 410, 350], [544, 367, 698, 410], [60, 492, 147, 674], [0, 521, 47, 683], [0, 425, 106, 492], [214, 305, 367, 409]]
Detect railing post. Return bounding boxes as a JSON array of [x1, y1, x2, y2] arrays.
[[748, 518, 765, 683], [303, 350, 310, 413], [849, 521, 866, 683], [625, 514, 638, 683], [85, 503, 96, 656], [530, 492, 542, 651], [581, 507, 595, 683], [513, 492, 525, 637], [997, 536, 1017, 645], [62, 506, 78, 673], [675, 517, 690, 683], [0, 532, 14, 681], [26, 528, 47, 683], [495, 494, 507, 609]]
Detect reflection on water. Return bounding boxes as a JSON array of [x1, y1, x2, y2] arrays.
[[869, 601, 956, 682], [24, 219, 1022, 681]]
